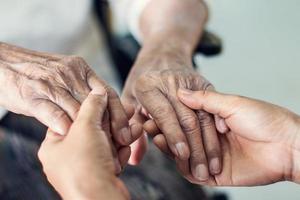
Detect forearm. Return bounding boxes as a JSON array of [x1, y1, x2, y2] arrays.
[[139, 0, 208, 58]]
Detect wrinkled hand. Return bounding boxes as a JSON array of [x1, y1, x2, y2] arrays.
[[177, 89, 300, 186], [38, 89, 129, 200], [122, 52, 223, 181], [0, 43, 137, 147]]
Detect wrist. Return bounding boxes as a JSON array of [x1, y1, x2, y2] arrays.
[[134, 36, 194, 71], [61, 175, 120, 200], [291, 116, 300, 183]]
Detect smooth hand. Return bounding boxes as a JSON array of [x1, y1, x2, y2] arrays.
[[38, 89, 129, 200], [0, 43, 136, 148], [178, 89, 300, 186]]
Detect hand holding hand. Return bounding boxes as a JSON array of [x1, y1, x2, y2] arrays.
[[177, 89, 300, 186], [38, 88, 129, 200], [122, 48, 223, 181], [0, 43, 137, 147]]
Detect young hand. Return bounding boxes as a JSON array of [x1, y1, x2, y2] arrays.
[[169, 89, 300, 186], [38, 88, 130, 200]]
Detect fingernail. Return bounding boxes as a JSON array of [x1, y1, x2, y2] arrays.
[[114, 158, 122, 174], [175, 142, 190, 160], [120, 127, 132, 144], [91, 87, 107, 96], [210, 157, 221, 174], [195, 164, 209, 181], [178, 88, 193, 95], [54, 125, 67, 136], [219, 120, 229, 133]]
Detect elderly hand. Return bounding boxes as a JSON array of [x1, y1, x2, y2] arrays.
[[177, 89, 300, 186], [122, 47, 223, 181], [38, 89, 129, 200], [0, 42, 138, 147]]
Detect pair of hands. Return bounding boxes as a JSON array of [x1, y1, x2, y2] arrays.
[[0, 42, 143, 169], [0, 42, 223, 181], [39, 87, 300, 200]]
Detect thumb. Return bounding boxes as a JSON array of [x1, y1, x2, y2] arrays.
[[178, 89, 238, 119], [76, 87, 108, 126]]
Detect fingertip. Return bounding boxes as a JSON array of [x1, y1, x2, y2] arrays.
[[118, 146, 131, 168], [128, 134, 148, 165], [215, 116, 229, 134], [52, 119, 71, 136], [174, 142, 190, 161], [209, 157, 222, 175]]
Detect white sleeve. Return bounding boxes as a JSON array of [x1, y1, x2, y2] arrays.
[[110, 0, 151, 43], [126, 0, 151, 43]]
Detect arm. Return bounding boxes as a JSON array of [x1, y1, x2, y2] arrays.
[[139, 0, 207, 60], [122, 0, 223, 181]]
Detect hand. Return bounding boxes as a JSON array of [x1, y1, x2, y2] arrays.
[[177, 89, 300, 186], [122, 48, 223, 181], [38, 88, 130, 200], [0, 43, 136, 148]]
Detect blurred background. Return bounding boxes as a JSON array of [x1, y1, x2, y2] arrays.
[[0, 0, 299, 199], [197, 0, 300, 199]]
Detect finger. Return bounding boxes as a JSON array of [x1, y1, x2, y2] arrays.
[[87, 71, 133, 145], [103, 110, 121, 174], [178, 89, 236, 118], [122, 102, 135, 119], [214, 115, 229, 134], [153, 134, 173, 158], [128, 108, 148, 165], [32, 99, 72, 135], [128, 133, 148, 165], [109, 88, 133, 145], [47, 88, 81, 121], [143, 119, 160, 137], [118, 146, 131, 168], [136, 89, 190, 160], [197, 110, 222, 175], [168, 95, 210, 181], [76, 88, 107, 126], [43, 129, 64, 143]]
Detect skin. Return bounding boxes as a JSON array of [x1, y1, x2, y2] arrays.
[[0, 42, 142, 164], [40, 88, 300, 199], [122, 0, 223, 181], [167, 89, 300, 186], [38, 88, 129, 200]]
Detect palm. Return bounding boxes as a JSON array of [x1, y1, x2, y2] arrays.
[[214, 132, 287, 186], [184, 100, 293, 186]]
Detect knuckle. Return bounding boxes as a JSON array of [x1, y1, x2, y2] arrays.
[[180, 114, 199, 134], [165, 74, 176, 85], [197, 111, 214, 127], [51, 109, 67, 122], [61, 56, 87, 68], [151, 106, 171, 119]]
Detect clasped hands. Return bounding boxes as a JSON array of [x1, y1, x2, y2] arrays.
[[2, 43, 300, 199]]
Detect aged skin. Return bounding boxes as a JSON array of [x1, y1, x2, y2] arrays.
[[122, 0, 223, 181], [38, 89, 130, 200], [177, 89, 300, 186], [0, 42, 142, 165]]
